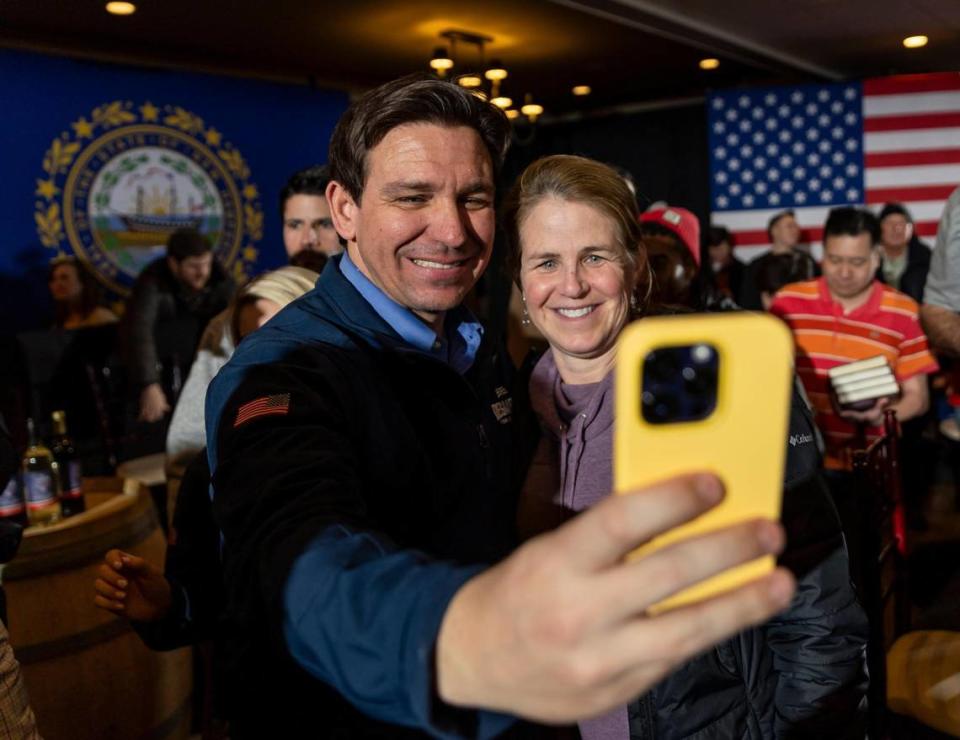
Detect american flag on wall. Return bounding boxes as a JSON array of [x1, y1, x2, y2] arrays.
[[708, 72, 960, 262]]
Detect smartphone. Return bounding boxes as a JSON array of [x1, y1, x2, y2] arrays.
[[614, 312, 794, 613]]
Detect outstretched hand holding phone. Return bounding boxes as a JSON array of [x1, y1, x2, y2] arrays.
[[436, 472, 794, 723]]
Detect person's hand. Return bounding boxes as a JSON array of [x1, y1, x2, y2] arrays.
[[838, 396, 891, 426], [436, 473, 795, 723], [139, 383, 170, 423], [93, 549, 172, 622]]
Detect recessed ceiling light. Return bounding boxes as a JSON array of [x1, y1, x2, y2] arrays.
[[699, 58, 720, 70], [572, 85, 592, 96], [105, 1, 136, 15], [902, 35, 928, 49]]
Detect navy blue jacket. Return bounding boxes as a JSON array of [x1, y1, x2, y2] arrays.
[[206, 258, 535, 738]]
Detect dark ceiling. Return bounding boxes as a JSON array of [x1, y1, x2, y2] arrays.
[[2, 0, 958, 119]]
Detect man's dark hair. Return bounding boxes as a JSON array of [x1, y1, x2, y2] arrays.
[[766, 209, 795, 240], [878, 201, 913, 223], [705, 225, 734, 249], [328, 74, 512, 201], [166, 228, 212, 261], [823, 206, 880, 245], [279, 165, 332, 218], [754, 251, 818, 296]]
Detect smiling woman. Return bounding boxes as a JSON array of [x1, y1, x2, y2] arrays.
[[502, 154, 649, 384]]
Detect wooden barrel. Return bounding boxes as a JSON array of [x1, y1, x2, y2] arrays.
[[2, 478, 192, 740]]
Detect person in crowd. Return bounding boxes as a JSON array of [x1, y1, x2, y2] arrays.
[[740, 210, 819, 310], [771, 207, 939, 573], [505, 154, 867, 740], [639, 206, 736, 313], [704, 225, 745, 304], [876, 202, 931, 302], [202, 75, 796, 738], [123, 228, 235, 423], [920, 185, 960, 441], [280, 165, 344, 259], [165, 264, 321, 481], [0, 415, 41, 739], [48, 255, 118, 329], [754, 251, 819, 311]]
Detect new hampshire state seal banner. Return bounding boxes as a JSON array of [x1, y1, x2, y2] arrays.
[[1, 48, 347, 328]]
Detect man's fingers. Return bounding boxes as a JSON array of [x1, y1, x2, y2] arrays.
[[593, 518, 785, 625], [93, 578, 125, 602], [93, 594, 125, 613], [547, 473, 724, 571], [595, 567, 795, 674], [97, 562, 127, 588]]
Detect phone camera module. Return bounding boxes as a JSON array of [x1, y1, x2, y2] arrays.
[[641, 344, 719, 424]]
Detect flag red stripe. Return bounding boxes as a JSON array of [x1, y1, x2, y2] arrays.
[[865, 185, 957, 203], [863, 112, 960, 132], [864, 73, 960, 96], [728, 221, 939, 245], [865, 149, 960, 167], [234, 407, 289, 427]]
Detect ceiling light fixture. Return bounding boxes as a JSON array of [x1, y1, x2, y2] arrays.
[[505, 109, 520, 120], [458, 75, 483, 89], [521, 94, 544, 123], [699, 58, 720, 70], [105, 1, 136, 15], [429, 47, 454, 76], [485, 61, 508, 82], [572, 85, 592, 96], [902, 35, 928, 49], [490, 96, 513, 109]]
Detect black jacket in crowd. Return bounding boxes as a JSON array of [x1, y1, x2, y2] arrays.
[[122, 256, 234, 388], [876, 237, 932, 303]]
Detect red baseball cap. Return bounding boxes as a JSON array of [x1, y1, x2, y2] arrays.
[[639, 206, 701, 266]]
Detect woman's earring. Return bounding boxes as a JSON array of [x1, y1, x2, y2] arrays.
[[521, 294, 531, 326]]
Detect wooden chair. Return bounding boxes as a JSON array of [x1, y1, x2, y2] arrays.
[[852, 409, 912, 739]]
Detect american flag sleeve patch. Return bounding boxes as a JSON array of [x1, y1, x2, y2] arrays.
[[233, 393, 291, 428]]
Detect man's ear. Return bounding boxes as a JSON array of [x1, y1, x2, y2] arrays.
[[327, 180, 358, 244], [166, 255, 179, 277]]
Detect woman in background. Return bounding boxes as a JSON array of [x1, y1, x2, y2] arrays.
[[48, 256, 117, 329]]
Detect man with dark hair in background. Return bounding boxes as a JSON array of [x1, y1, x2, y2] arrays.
[[741, 209, 819, 310], [876, 202, 931, 302], [205, 75, 795, 738], [279, 164, 343, 259], [124, 228, 234, 423]]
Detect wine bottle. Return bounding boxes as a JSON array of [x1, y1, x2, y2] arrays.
[[51, 410, 85, 517], [22, 418, 61, 527], [0, 472, 27, 527]]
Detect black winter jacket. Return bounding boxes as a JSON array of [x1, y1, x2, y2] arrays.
[[628, 387, 869, 739], [123, 256, 234, 387], [206, 258, 545, 738]]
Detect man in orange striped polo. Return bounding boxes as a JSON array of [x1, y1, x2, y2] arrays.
[[771, 207, 938, 472], [771, 207, 939, 581]]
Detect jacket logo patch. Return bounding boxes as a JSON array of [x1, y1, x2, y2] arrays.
[[234, 393, 290, 428], [491, 397, 513, 424], [789, 433, 814, 447]]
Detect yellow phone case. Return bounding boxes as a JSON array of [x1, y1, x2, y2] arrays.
[[614, 312, 794, 613]]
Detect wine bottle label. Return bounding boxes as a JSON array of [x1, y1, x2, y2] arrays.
[[61, 461, 83, 499], [24, 471, 56, 509], [0, 475, 24, 516]]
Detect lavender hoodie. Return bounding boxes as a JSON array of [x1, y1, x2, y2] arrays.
[[525, 350, 628, 740]]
